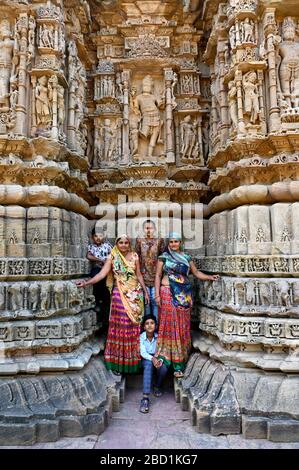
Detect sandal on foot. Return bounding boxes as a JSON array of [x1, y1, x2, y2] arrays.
[[139, 397, 150, 413], [174, 370, 184, 378]]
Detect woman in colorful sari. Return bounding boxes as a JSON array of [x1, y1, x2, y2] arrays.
[[77, 235, 149, 375], [154, 232, 219, 378]]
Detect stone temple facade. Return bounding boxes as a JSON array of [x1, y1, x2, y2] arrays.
[[0, 0, 299, 444]]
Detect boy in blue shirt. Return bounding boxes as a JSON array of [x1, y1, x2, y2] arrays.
[[139, 314, 168, 413]]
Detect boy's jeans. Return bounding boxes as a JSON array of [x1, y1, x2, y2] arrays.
[[142, 358, 168, 394], [145, 286, 158, 321]]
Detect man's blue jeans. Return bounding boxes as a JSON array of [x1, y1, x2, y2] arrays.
[[145, 286, 158, 321], [142, 359, 168, 394]]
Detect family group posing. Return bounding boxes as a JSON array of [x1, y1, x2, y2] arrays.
[[77, 220, 218, 413]]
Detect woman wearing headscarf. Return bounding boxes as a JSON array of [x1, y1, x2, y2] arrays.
[[77, 235, 149, 375], [154, 232, 219, 378]]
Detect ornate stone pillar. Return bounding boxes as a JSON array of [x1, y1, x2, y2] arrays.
[[121, 69, 130, 165], [14, 13, 29, 136], [50, 75, 58, 140], [164, 68, 175, 163], [263, 8, 281, 132]]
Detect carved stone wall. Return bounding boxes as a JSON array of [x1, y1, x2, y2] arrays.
[[0, 0, 299, 443], [179, 0, 299, 441], [0, 0, 120, 444]]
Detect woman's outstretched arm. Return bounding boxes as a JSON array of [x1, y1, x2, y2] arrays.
[[76, 258, 112, 287], [189, 260, 219, 281]]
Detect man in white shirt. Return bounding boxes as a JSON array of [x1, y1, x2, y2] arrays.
[[139, 314, 168, 413], [86, 227, 112, 326]]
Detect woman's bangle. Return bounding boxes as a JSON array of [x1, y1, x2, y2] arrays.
[[154, 295, 160, 299]]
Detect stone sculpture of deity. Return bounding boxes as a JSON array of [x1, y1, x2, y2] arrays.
[[136, 75, 164, 157], [180, 115, 198, 159], [241, 18, 255, 43], [0, 20, 15, 113], [95, 118, 118, 164], [278, 17, 299, 108], [242, 71, 260, 124], [35, 75, 52, 128]]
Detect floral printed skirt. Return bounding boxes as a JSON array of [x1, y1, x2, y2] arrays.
[[104, 287, 140, 374], [156, 286, 191, 371]]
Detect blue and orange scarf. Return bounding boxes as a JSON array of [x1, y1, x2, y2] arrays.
[[159, 248, 193, 309]]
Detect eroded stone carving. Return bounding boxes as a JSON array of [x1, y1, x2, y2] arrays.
[[278, 17, 299, 110], [136, 75, 164, 158]]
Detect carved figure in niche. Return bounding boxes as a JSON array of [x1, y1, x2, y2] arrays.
[[9, 81, 18, 110], [276, 281, 291, 308], [180, 115, 197, 159], [8, 230, 18, 243], [256, 226, 266, 242], [101, 76, 107, 97], [0, 20, 14, 113], [116, 72, 123, 101], [259, 282, 271, 306], [136, 75, 164, 157], [68, 282, 81, 306], [246, 280, 256, 305], [39, 24, 54, 49], [53, 282, 65, 310], [27, 15, 36, 65], [242, 71, 260, 124], [241, 18, 255, 43], [94, 128, 103, 166], [40, 283, 51, 310], [278, 17, 299, 108], [213, 280, 222, 302], [16, 327, 30, 339], [31, 228, 40, 244], [234, 281, 245, 305], [107, 76, 115, 97], [28, 283, 39, 311], [129, 86, 141, 156], [229, 25, 236, 49], [35, 76, 52, 128], [228, 80, 238, 129], [8, 284, 23, 310], [281, 226, 291, 242], [99, 118, 117, 162], [181, 74, 192, 94], [206, 282, 215, 303], [57, 85, 65, 131]]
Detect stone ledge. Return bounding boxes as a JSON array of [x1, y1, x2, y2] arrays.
[[0, 258, 90, 281], [0, 338, 101, 375], [192, 330, 299, 372], [0, 357, 124, 445], [177, 351, 299, 441]]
